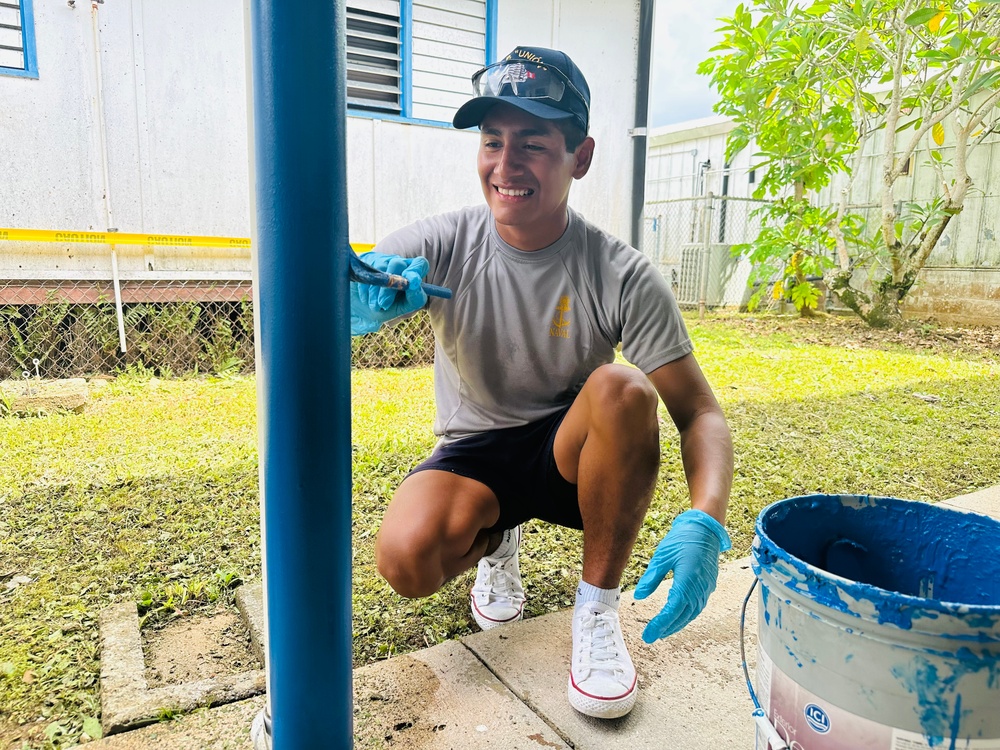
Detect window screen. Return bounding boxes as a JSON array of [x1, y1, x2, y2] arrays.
[[0, 0, 26, 71], [347, 1, 403, 115]]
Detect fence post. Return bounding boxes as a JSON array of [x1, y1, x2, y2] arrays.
[[110, 248, 127, 353], [698, 192, 715, 319]]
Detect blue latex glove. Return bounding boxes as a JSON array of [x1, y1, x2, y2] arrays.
[[350, 252, 429, 336], [634, 508, 732, 642]]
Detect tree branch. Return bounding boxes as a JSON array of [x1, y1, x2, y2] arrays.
[[965, 85, 1000, 136]]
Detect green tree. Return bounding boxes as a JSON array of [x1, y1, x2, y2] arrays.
[[701, 0, 1000, 327]]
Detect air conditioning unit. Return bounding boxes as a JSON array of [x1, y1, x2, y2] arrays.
[[677, 243, 739, 307]]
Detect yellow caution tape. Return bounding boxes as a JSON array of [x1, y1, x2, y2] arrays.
[[0, 227, 375, 253], [0, 227, 251, 248]]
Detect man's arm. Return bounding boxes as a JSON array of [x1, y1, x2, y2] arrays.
[[633, 352, 734, 642], [646, 353, 733, 524]]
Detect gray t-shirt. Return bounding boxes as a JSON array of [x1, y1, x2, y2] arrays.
[[375, 205, 692, 442]]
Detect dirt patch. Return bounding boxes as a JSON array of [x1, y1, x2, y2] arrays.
[[143, 608, 259, 687], [0, 720, 46, 750]]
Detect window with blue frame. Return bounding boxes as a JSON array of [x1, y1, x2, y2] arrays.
[[347, 3, 404, 115], [347, 0, 496, 124], [0, 0, 37, 78]]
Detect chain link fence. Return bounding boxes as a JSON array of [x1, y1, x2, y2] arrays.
[[6, 186, 995, 380], [3, 196, 774, 380], [0, 277, 435, 380], [2, 195, 768, 380], [640, 195, 770, 311]]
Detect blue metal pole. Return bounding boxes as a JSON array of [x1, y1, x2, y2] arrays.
[[249, 0, 353, 748]]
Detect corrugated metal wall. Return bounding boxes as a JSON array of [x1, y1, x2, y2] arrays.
[[818, 138, 1000, 269]]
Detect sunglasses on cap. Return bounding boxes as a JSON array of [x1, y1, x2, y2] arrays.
[[471, 60, 590, 121]]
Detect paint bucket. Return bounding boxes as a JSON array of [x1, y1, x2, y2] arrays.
[[751, 493, 1000, 750]]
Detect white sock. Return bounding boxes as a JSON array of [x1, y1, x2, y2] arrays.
[[485, 527, 518, 561], [576, 580, 621, 610]]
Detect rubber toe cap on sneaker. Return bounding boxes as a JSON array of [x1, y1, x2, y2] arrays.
[[567, 673, 637, 719], [470, 596, 524, 630]]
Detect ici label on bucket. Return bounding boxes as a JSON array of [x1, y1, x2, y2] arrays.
[[803, 704, 831, 734], [751, 494, 1000, 750]]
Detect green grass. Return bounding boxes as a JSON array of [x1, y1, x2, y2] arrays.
[[2, 315, 999, 748]]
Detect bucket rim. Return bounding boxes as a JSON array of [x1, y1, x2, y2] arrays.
[[752, 492, 1000, 618]]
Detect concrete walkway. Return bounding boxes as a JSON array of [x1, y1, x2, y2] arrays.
[[80, 486, 1000, 749]]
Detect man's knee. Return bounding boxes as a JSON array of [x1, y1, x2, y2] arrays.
[[375, 525, 444, 599], [376, 497, 490, 598], [586, 364, 659, 427]]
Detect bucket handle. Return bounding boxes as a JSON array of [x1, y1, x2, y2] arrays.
[[741, 577, 789, 750]]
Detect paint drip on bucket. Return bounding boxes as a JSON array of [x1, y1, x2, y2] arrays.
[[751, 494, 1000, 750]]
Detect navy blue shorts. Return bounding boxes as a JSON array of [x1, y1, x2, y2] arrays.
[[407, 407, 581, 533]]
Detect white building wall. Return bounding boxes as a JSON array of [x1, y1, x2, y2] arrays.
[[0, 0, 252, 278], [493, 0, 639, 239], [0, 0, 641, 279], [816, 133, 1000, 269]]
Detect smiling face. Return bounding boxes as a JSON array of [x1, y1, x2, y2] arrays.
[[477, 103, 594, 251]]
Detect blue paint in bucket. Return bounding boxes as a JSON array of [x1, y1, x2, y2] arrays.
[[752, 494, 1000, 749]]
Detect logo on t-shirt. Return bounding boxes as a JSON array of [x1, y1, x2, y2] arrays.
[[550, 296, 571, 339]]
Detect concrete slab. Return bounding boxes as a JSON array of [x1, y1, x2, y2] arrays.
[[462, 558, 760, 750], [0, 377, 89, 415], [98, 602, 265, 735], [81, 640, 570, 750], [352, 639, 570, 749], [235, 583, 266, 665], [71, 696, 263, 749], [941, 485, 1000, 519]]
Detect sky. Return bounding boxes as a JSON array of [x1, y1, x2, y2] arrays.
[[648, 0, 742, 127]]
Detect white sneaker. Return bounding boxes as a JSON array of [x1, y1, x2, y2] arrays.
[[470, 526, 525, 630], [567, 602, 637, 719], [250, 707, 271, 750]]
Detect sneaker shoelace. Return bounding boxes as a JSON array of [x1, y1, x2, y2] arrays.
[[478, 556, 520, 602], [575, 610, 627, 681]]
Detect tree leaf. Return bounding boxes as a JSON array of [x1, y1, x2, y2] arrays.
[[915, 49, 952, 62], [43, 723, 66, 741], [966, 69, 1000, 98], [928, 12, 946, 32], [791, 282, 821, 310], [856, 28, 871, 52], [83, 716, 104, 740], [765, 88, 779, 108], [932, 121, 946, 145], [905, 8, 942, 25]]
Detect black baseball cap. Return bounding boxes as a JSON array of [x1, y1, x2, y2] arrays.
[[452, 46, 591, 135]]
